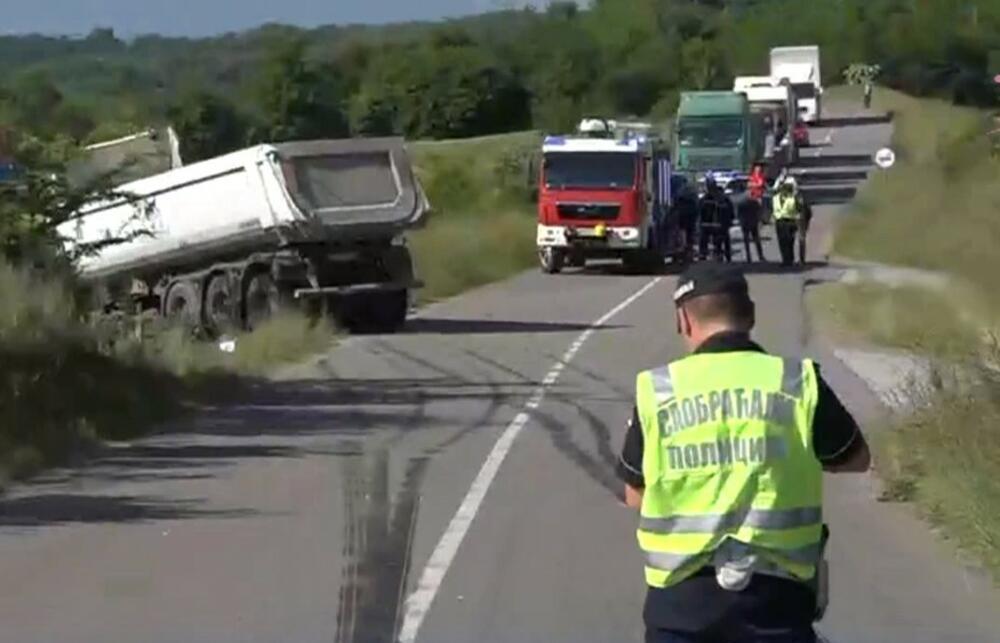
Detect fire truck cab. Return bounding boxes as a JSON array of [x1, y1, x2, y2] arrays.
[[536, 121, 681, 273]]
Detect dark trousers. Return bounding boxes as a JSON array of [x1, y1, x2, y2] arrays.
[[741, 223, 765, 263], [775, 220, 804, 267], [646, 626, 818, 643], [699, 225, 732, 262], [740, 202, 765, 263]]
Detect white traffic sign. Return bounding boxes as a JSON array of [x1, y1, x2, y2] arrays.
[[875, 147, 896, 169]]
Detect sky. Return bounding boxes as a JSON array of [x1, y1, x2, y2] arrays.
[[1, 0, 552, 38]]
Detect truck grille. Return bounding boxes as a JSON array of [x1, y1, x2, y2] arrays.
[[556, 202, 621, 220], [686, 155, 738, 171]]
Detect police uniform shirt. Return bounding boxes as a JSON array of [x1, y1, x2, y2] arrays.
[[616, 330, 863, 633]]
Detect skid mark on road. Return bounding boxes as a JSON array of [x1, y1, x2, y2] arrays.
[[336, 449, 429, 643], [396, 277, 662, 643]]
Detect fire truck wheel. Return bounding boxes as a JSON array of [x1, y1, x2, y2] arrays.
[[539, 247, 565, 274]]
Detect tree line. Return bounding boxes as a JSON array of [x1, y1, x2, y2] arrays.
[[0, 0, 998, 165]]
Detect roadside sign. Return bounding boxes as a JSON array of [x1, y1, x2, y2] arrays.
[[875, 147, 896, 169]]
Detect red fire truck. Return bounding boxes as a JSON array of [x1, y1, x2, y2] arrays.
[[536, 123, 688, 273]]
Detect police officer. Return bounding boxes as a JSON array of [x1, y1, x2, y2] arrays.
[[617, 263, 870, 643], [772, 178, 804, 267]]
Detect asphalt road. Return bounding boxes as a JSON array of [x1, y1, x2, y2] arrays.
[[2, 107, 999, 643]]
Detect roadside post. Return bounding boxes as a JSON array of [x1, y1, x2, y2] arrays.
[[874, 147, 895, 187]]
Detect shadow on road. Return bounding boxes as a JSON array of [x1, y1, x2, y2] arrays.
[[0, 493, 255, 528], [796, 154, 874, 169], [402, 317, 621, 335], [819, 113, 894, 128], [797, 170, 870, 184], [800, 186, 858, 205], [719, 260, 829, 276]]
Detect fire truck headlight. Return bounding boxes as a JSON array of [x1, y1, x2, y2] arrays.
[[617, 227, 639, 241]]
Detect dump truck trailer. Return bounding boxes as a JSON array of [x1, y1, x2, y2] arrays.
[[60, 137, 430, 333]]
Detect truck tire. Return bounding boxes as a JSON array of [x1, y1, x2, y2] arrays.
[[243, 271, 281, 331], [368, 290, 409, 333], [341, 290, 408, 334], [203, 272, 236, 336], [539, 247, 565, 274], [163, 280, 201, 329]]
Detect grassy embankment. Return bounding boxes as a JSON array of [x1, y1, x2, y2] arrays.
[[808, 86, 1000, 574], [0, 131, 541, 484], [409, 131, 540, 302]]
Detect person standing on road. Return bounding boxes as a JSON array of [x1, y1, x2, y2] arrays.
[[772, 179, 803, 267], [739, 165, 768, 263], [617, 263, 870, 643], [698, 177, 733, 263], [748, 165, 767, 215], [671, 178, 699, 265]]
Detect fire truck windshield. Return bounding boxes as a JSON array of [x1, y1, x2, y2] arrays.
[[543, 152, 636, 190]]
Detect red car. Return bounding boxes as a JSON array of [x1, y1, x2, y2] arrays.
[[793, 120, 810, 147]]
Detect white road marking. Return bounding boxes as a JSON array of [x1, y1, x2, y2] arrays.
[[396, 276, 663, 643], [818, 130, 833, 158]]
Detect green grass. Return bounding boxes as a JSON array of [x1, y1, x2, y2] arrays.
[[409, 131, 540, 302], [0, 262, 335, 485], [832, 86, 1000, 311], [875, 360, 1000, 576], [0, 264, 186, 484], [807, 282, 985, 360], [115, 312, 336, 378], [815, 88, 1000, 579]]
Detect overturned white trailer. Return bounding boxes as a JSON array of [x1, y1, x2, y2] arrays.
[[61, 137, 430, 333]]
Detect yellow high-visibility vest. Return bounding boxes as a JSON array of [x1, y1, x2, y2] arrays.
[[773, 193, 801, 221], [634, 352, 822, 588]]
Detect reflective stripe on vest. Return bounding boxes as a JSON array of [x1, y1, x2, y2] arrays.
[[773, 193, 800, 221], [635, 351, 822, 589]]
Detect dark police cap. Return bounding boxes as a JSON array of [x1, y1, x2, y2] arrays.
[[673, 262, 749, 306]]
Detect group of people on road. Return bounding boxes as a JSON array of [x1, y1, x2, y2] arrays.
[[677, 164, 810, 268]]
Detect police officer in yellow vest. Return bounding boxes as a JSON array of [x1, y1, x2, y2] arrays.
[[772, 179, 807, 267], [617, 263, 870, 643]]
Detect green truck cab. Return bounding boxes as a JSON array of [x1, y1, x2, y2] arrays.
[[673, 91, 765, 184]]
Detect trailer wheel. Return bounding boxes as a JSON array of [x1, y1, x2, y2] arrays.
[[163, 280, 201, 329], [243, 271, 281, 331], [539, 247, 565, 274], [203, 272, 236, 336]]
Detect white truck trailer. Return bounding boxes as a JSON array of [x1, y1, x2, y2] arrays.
[[60, 137, 430, 333], [733, 77, 799, 165], [770, 46, 823, 124]]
